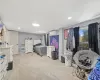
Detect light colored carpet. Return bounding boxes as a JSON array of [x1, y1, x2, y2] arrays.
[[5, 53, 79, 80]]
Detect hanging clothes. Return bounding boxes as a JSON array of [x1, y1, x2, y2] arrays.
[[88, 22, 99, 54], [66, 28, 75, 51], [73, 27, 79, 55]]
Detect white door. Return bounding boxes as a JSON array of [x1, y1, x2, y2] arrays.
[[9, 31, 19, 54]]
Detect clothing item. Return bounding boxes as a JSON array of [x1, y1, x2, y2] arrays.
[[88, 23, 99, 54], [88, 57, 100, 80], [66, 28, 75, 51]]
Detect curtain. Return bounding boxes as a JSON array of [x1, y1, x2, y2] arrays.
[[44, 34, 46, 46], [47, 33, 49, 46], [88, 22, 99, 54], [73, 27, 79, 55]]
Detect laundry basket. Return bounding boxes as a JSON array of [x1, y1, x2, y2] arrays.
[[64, 51, 73, 67]]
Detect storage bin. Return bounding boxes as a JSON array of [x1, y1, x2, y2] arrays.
[[61, 56, 65, 63], [51, 51, 58, 60]]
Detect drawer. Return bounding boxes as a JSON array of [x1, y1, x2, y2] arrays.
[[0, 70, 7, 80]]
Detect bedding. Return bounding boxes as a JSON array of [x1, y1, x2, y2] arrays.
[[34, 45, 47, 56]]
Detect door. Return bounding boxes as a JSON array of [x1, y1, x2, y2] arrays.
[[9, 31, 18, 54]]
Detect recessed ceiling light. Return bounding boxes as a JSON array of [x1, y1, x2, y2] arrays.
[[18, 27, 21, 30], [32, 23, 40, 27], [68, 17, 72, 20]]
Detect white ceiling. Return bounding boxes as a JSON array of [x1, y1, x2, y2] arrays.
[[0, 0, 100, 33]]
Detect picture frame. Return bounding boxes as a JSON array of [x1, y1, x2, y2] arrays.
[[64, 29, 68, 39]]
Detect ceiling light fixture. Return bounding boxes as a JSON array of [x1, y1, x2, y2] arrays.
[[18, 27, 21, 30], [68, 17, 72, 20], [32, 23, 40, 27]]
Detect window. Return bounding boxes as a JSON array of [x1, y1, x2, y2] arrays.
[[79, 27, 89, 50]]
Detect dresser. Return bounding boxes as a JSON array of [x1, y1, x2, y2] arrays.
[[0, 52, 8, 80], [25, 40, 33, 53], [0, 45, 13, 63], [0, 46, 13, 71]]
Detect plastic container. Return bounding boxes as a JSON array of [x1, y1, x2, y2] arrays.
[[51, 51, 58, 60]]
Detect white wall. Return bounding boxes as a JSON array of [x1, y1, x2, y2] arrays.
[[18, 32, 42, 44], [49, 29, 64, 61], [18, 32, 43, 53], [58, 28, 64, 60], [6, 31, 44, 54], [64, 17, 100, 29], [8, 30, 19, 54], [49, 30, 58, 36], [41, 35, 45, 46], [2, 26, 9, 43]]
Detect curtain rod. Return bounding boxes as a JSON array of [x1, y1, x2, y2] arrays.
[[64, 22, 100, 30]]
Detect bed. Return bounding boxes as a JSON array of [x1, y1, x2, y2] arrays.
[[34, 45, 47, 56]]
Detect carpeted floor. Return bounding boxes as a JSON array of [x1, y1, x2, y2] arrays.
[[5, 53, 79, 80]]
